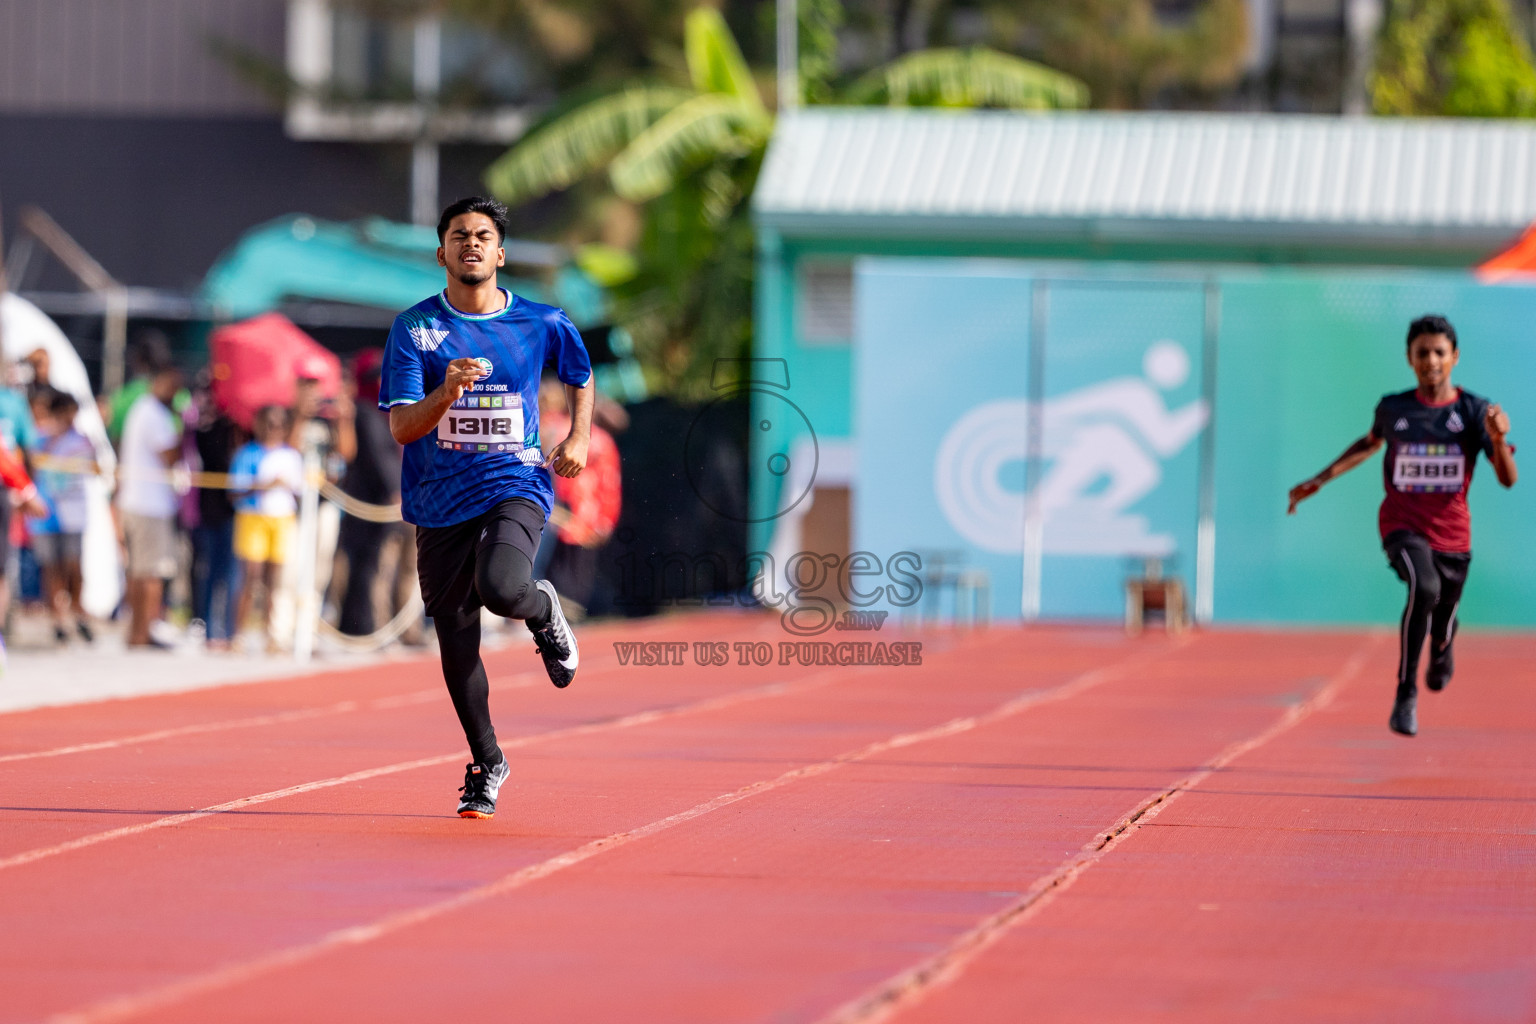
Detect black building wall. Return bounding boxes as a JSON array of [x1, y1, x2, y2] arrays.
[[0, 114, 506, 291]]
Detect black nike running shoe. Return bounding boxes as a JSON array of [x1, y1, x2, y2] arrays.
[[1426, 637, 1455, 693], [457, 759, 511, 818], [530, 579, 578, 688], [1389, 691, 1418, 737]]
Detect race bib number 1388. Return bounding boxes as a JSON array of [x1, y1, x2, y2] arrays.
[[1393, 443, 1465, 493], [436, 393, 525, 452]]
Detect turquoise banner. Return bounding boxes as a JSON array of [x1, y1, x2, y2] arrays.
[[1036, 281, 1206, 618], [1214, 270, 1536, 626], [851, 260, 1536, 625], [855, 261, 1035, 620]]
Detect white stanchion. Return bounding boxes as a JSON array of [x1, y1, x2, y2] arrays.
[[291, 452, 322, 665], [36, 451, 417, 660]]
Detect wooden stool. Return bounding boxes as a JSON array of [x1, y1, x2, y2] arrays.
[[1125, 560, 1188, 635]]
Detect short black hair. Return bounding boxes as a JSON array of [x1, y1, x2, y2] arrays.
[[130, 329, 174, 375], [436, 196, 509, 243], [48, 389, 79, 418], [1407, 314, 1457, 351]]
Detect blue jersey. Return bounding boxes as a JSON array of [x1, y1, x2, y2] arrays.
[[379, 289, 592, 528], [229, 442, 264, 515]]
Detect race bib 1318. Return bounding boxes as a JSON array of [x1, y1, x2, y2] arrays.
[[436, 393, 525, 453]]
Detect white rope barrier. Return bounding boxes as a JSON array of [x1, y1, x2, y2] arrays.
[[318, 480, 402, 522], [32, 453, 418, 657], [315, 591, 424, 652]]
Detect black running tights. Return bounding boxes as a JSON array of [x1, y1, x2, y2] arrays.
[[1384, 530, 1470, 697], [434, 541, 552, 767]]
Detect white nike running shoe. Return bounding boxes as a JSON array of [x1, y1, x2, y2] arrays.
[[529, 579, 578, 688]]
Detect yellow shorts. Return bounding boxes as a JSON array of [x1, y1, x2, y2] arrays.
[[234, 513, 295, 565]]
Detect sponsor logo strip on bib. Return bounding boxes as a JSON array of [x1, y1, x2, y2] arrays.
[[1393, 443, 1465, 493], [437, 393, 526, 453]]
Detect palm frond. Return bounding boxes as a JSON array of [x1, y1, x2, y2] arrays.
[[484, 85, 693, 204], [684, 7, 765, 112], [845, 47, 1089, 109], [609, 93, 771, 203]]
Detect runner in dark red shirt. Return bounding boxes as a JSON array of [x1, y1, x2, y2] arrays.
[[1288, 315, 1517, 737]]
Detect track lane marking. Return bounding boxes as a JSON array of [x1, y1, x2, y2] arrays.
[[45, 634, 1171, 1024], [0, 615, 777, 763], [0, 680, 814, 873], [816, 634, 1386, 1024], [2, 625, 955, 874], [0, 690, 447, 765]]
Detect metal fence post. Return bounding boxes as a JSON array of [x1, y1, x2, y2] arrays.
[[292, 449, 322, 664]]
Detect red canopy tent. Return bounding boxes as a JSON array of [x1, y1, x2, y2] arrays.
[[209, 313, 341, 430], [1477, 224, 1536, 282]]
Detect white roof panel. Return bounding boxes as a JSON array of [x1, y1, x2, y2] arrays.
[[754, 109, 1536, 246]]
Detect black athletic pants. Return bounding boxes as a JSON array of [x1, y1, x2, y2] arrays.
[[1384, 530, 1470, 697], [416, 498, 553, 767]]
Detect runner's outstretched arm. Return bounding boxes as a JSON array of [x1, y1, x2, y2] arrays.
[[1485, 403, 1518, 487], [1287, 431, 1384, 514], [388, 358, 488, 445], [545, 381, 594, 479]]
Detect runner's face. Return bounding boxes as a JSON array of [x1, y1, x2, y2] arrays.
[[438, 213, 505, 286], [1408, 333, 1458, 391]]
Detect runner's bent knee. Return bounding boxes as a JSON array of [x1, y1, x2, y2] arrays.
[[474, 546, 536, 619]]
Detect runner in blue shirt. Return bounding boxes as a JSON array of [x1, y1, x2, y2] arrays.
[[380, 196, 593, 818]]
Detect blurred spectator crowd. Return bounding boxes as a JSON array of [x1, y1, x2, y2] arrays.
[[0, 329, 623, 662]]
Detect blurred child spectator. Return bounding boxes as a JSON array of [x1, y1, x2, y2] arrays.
[[231, 405, 303, 652], [0, 358, 38, 457], [0, 358, 39, 629], [0, 442, 47, 666], [29, 388, 99, 643], [187, 376, 242, 651], [117, 365, 184, 649], [537, 373, 622, 619]]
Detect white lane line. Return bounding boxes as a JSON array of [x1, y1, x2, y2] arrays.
[[0, 663, 854, 874], [816, 635, 1383, 1024], [0, 679, 542, 765], [0, 616, 773, 764], [0, 693, 427, 766], [46, 636, 1166, 1024]]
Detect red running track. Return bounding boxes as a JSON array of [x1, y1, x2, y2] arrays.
[[1, 613, 1533, 1023]]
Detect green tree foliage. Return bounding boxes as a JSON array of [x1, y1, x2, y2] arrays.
[[486, 8, 772, 395], [845, 47, 1089, 108], [797, 0, 844, 104], [1371, 0, 1536, 116], [485, 5, 1089, 396], [442, 0, 696, 90], [986, 0, 1248, 109]]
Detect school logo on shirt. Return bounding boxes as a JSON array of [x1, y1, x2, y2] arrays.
[[409, 325, 450, 352], [475, 358, 493, 375], [1394, 417, 1409, 432], [1446, 410, 1464, 433]]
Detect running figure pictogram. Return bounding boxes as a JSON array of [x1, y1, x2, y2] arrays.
[[935, 341, 1207, 556], [1287, 315, 1517, 737], [380, 196, 592, 817]]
